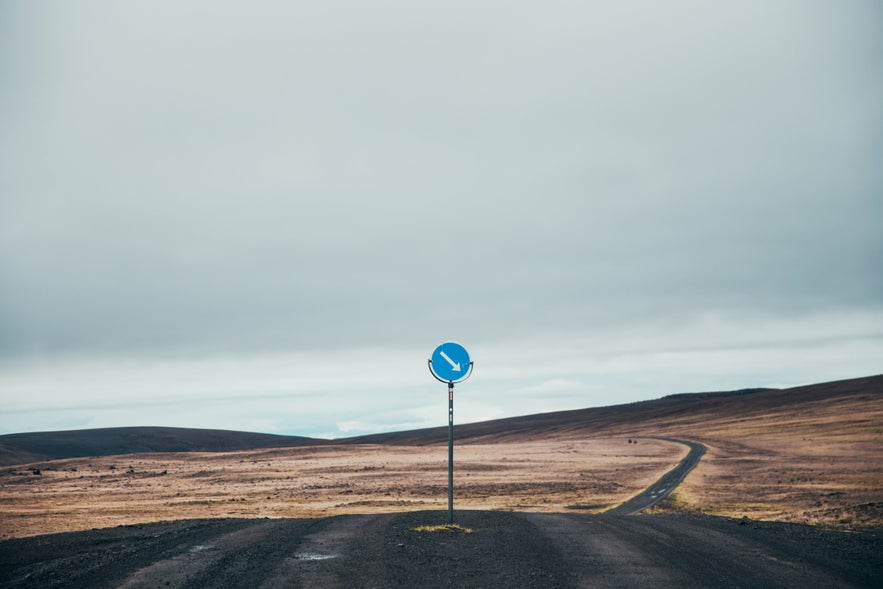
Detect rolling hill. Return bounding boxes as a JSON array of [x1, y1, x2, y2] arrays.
[[1, 374, 880, 467], [0, 426, 323, 467], [1, 374, 879, 538], [341, 374, 882, 444]]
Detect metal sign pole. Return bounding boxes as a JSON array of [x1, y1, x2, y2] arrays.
[[428, 341, 473, 526], [448, 381, 454, 524]]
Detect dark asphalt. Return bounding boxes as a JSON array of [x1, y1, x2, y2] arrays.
[[606, 437, 706, 515]]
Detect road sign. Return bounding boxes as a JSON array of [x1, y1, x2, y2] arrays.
[[427, 341, 474, 524], [429, 341, 473, 383]]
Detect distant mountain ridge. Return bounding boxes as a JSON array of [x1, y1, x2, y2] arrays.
[[2, 375, 880, 467], [336, 374, 882, 445], [0, 426, 323, 467], [662, 387, 774, 400]]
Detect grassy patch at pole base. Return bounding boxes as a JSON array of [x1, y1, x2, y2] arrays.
[[411, 524, 474, 534]]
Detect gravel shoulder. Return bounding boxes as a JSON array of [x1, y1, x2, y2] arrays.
[[1, 511, 880, 588]]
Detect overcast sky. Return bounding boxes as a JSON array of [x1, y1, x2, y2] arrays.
[[1, 1, 881, 438]]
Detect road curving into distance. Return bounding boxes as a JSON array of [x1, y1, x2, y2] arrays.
[[605, 437, 706, 516], [2, 437, 880, 588]]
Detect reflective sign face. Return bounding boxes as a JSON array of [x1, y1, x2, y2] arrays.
[[429, 342, 472, 383]]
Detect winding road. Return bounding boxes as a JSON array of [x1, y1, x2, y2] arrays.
[[1, 438, 880, 588], [606, 437, 706, 515]]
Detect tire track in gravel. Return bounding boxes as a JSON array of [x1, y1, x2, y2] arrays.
[[117, 520, 287, 588], [113, 515, 386, 589], [0, 519, 274, 589], [2, 512, 880, 588], [521, 512, 879, 588], [257, 514, 384, 589]]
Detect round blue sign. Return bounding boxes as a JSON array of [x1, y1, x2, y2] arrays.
[[429, 342, 473, 383]]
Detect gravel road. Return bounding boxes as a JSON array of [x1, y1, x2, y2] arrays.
[[1, 511, 880, 588], [2, 437, 879, 587]]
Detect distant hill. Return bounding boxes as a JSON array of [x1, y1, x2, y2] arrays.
[[3, 374, 880, 466], [337, 374, 883, 445], [0, 426, 324, 467]]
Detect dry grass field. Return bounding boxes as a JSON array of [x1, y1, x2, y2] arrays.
[[0, 438, 684, 539], [645, 389, 883, 528], [1, 375, 880, 540]]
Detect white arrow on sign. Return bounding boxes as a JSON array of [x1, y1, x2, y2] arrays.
[[439, 350, 461, 372]]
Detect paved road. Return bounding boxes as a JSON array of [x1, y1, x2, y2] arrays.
[[606, 437, 706, 515]]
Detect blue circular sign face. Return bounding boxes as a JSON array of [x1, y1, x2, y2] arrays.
[[429, 342, 472, 383]]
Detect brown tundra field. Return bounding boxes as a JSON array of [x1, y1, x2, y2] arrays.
[[1, 375, 880, 540]]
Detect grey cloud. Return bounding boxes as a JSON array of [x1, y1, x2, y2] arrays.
[[1, 0, 881, 362]]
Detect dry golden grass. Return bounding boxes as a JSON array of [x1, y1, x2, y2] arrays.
[[0, 438, 684, 539], [2, 379, 880, 539], [640, 392, 883, 529]]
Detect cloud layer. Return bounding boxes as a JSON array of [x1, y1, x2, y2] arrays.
[[1, 1, 881, 436]]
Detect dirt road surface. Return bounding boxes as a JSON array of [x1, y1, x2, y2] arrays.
[[1, 510, 880, 588], [2, 436, 880, 587]]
